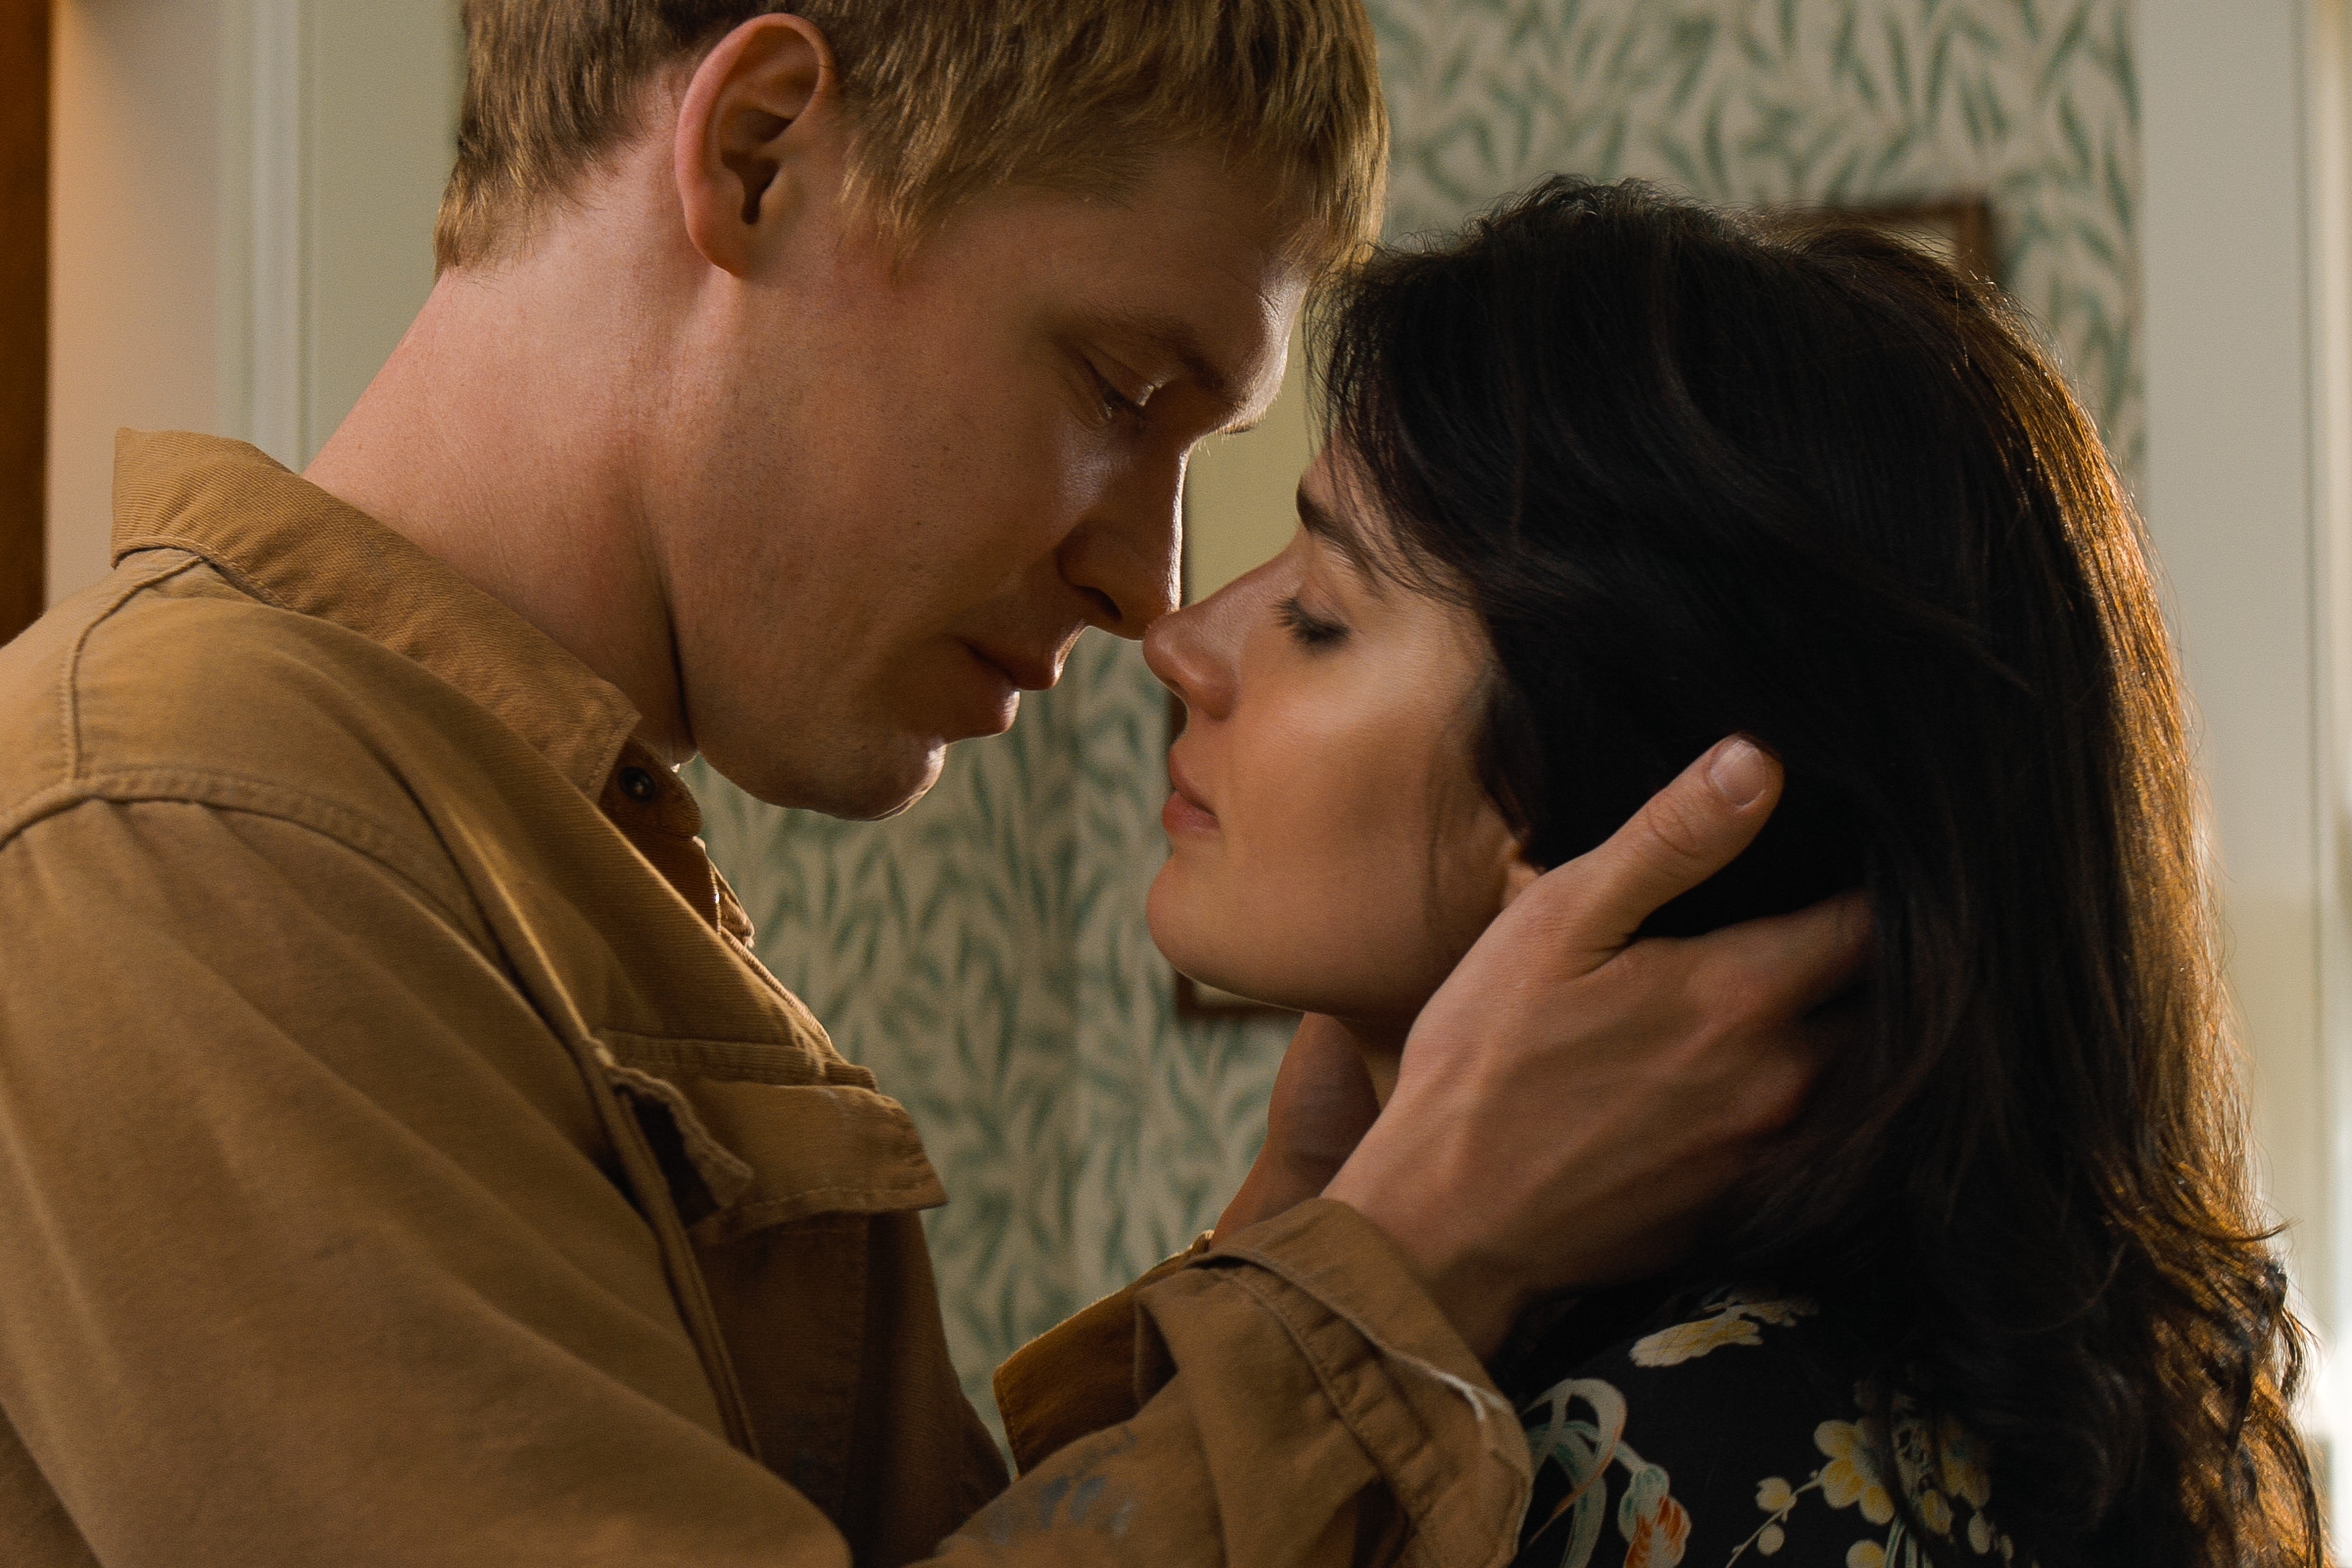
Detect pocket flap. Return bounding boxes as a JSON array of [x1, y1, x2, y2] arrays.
[[679, 1075, 947, 1245], [593, 1030, 945, 1245]]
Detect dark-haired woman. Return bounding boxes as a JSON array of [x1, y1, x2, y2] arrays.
[[1142, 178, 2325, 1568]]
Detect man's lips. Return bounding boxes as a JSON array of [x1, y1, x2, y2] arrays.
[[1164, 747, 1218, 836], [964, 642, 1060, 692]]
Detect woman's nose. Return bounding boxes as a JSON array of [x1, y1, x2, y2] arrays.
[[1143, 596, 1238, 723]]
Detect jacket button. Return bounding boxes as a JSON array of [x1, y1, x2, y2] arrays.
[[619, 766, 659, 804]]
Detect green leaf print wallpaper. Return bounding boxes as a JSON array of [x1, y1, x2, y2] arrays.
[[689, 0, 2141, 1441]]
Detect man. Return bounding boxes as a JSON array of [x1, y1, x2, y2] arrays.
[[0, 3, 1859, 1564]]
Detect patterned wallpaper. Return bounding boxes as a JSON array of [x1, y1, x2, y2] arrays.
[[691, 0, 2143, 1437], [1378, 0, 2142, 477]]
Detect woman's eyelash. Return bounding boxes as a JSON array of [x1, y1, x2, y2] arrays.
[[1277, 596, 1348, 648]]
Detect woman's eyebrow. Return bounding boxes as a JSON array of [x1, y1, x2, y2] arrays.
[[1296, 487, 1380, 581]]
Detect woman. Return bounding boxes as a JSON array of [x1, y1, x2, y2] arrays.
[[1143, 178, 2323, 1568]]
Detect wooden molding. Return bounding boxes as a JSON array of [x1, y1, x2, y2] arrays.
[[1, 1, 49, 640]]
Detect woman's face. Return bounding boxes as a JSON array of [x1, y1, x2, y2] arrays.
[[1143, 450, 1529, 1026]]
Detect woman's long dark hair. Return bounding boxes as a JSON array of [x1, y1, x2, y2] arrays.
[[1318, 177, 2323, 1568]]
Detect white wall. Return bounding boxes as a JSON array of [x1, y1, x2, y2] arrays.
[[2138, 0, 2352, 1471], [46, 0, 459, 604]]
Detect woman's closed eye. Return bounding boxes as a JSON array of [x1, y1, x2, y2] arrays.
[[1277, 595, 1350, 649]]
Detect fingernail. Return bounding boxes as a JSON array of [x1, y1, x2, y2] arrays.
[[1707, 738, 1771, 808]]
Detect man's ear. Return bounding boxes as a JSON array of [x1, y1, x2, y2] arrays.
[[674, 14, 840, 276]]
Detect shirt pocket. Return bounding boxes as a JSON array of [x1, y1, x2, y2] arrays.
[[591, 1029, 946, 1247]]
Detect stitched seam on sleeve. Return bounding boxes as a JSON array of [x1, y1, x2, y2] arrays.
[[0, 777, 477, 939], [1208, 1266, 1424, 1503], [1209, 1262, 1521, 1567]]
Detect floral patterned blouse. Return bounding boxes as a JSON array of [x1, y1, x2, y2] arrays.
[[1497, 1283, 2025, 1568]]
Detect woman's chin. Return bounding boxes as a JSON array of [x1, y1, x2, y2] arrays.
[[1150, 877, 1277, 1005], [1145, 860, 1441, 1018]]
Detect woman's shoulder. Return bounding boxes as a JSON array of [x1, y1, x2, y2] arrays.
[[1503, 1284, 2024, 1568]]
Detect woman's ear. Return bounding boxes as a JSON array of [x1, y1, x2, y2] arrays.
[[1500, 856, 1544, 909], [673, 14, 842, 276]]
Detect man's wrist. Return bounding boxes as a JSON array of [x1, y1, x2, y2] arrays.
[[1320, 1170, 1529, 1360]]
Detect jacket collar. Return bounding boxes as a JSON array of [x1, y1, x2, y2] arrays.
[[110, 429, 643, 799]]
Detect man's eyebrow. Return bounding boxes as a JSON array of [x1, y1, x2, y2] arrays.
[[1296, 485, 1380, 580]]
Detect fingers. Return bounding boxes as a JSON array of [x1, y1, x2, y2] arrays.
[[1266, 1014, 1380, 1169], [1691, 889, 1874, 1019], [1217, 1015, 1380, 1242], [1524, 737, 1786, 965], [1673, 894, 1873, 1141]]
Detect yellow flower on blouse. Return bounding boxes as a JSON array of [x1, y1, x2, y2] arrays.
[[1816, 1420, 1895, 1525], [1938, 1414, 1993, 1511]]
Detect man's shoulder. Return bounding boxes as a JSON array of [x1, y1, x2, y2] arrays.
[[0, 549, 519, 858]]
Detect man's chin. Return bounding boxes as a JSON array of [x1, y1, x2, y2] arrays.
[[702, 734, 949, 821]]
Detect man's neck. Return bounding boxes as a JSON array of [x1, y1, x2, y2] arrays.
[[304, 235, 694, 764]]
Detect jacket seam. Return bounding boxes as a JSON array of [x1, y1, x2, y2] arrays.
[[1211, 1264, 1413, 1489], [115, 532, 298, 615], [57, 552, 210, 784], [0, 771, 474, 936], [1206, 1260, 1514, 1568]]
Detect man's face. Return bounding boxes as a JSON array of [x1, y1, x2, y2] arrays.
[[653, 151, 1307, 817]]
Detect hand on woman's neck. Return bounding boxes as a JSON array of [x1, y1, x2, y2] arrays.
[[1331, 1016, 1413, 1108]]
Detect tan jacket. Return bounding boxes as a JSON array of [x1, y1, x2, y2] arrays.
[[0, 433, 1530, 1568]]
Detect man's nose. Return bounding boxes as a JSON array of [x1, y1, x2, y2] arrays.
[[1056, 449, 1184, 640]]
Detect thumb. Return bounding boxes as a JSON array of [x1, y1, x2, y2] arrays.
[[1264, 1014, 1382, 1169], [1529, 736, 1784, 968]]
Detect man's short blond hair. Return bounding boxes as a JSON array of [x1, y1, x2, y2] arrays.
[[434, 1, 1388, 273]]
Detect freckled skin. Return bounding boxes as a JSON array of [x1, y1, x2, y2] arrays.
[[1144, 451, 1529, 1070]]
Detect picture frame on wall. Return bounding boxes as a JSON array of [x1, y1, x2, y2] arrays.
[[1802, 197, 2000, 285]]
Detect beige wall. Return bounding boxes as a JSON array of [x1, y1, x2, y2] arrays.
[[46, 0, 459, 606], [2134, 0, 2352, 1475], [48, 0, 231, 604], [301, 1, 461, 461], [1182, 336, 1313, 603]]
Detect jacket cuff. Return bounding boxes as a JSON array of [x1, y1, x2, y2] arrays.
[[1142, 1199, 1533, 1568], [991, 1234, 1212, 1474]]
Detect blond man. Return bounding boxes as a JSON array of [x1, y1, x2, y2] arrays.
[[0, 5, 1858, 1564]]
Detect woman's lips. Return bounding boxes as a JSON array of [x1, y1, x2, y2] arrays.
[[1163, 750, 1218, 837]]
